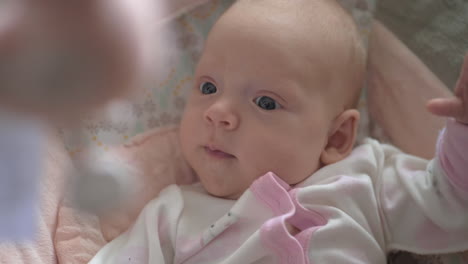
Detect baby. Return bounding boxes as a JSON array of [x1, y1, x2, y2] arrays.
[[90, 0, 468, 263], [180, 0, 367, 200]]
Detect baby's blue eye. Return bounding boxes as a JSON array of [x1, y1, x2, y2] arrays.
[[200, 82, 217, 94], [255, 96, 280, 110]]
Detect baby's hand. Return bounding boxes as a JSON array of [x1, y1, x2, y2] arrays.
[[427, 53, 468, 125]]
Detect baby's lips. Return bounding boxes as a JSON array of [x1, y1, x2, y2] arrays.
[[205, 145, 236, 158]]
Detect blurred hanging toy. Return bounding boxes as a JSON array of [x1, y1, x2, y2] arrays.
[[0, 0, 169, 242]]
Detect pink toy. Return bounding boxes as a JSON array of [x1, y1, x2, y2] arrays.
[[0, 0, 168, 242]]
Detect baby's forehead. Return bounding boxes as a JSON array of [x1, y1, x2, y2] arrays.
[[230, 0, 353, 29], [204, 0, 364, 102], [217, 0, 357, 56]]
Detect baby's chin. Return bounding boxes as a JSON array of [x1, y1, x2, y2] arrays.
[[201, 180, 244, 200]]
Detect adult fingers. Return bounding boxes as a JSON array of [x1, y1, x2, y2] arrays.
[[427, 97, 464, 119]]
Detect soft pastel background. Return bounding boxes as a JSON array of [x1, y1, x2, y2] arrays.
[[58, 0, 467, 263], [377, 0, 468, 89]]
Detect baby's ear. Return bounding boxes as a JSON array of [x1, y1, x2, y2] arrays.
[[320, 109, 360, 165]]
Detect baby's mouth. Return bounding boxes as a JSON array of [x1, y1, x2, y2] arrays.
[[204, 145, 236, 159]]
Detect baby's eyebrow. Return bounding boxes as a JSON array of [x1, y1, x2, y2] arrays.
[[270, 81, 303, 101], [261, 89, 288, 105], [198, 75, 216, 82]]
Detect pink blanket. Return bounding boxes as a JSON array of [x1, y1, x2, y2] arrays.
[[0, 126, 196, 264]]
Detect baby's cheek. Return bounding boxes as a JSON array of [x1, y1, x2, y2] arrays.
[[279, 149, 321, 184], [179, 118, 197, 154], [252, 151, 316, 185]]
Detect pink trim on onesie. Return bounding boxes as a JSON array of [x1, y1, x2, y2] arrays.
[[289, 188, 327, 262], [436, 119, 468, 191], [250, 172, 327, 264]]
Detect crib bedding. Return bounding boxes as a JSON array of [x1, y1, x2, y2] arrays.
[[1, 0, 467, 263], [0, 127, 194, 264]]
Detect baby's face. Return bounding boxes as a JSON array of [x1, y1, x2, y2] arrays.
[[179, 5, 338, 199]]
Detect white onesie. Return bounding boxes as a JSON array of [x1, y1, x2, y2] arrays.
[[90, 119, 468, 263]]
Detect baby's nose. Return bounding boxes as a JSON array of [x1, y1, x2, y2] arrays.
[[204, 103, 239, 130]]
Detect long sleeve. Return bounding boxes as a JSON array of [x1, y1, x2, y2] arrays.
[[88, 185, 184, 264], [436, 119, 468, 193], [378, 119, 468, 254]]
